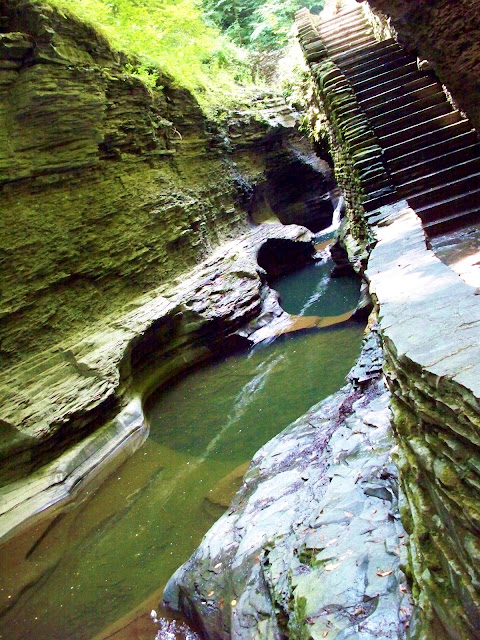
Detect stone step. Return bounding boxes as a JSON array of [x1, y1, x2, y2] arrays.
[[317, 8, 365, 36], [302, 39, 327, 54], [387, 130, 479, 172], [423, 208, 480, 236], [327, 34, 376, 58], [350, 61, 419, 92], [319, 21, 369, 45], [345, 53, 413, 85], [332, 38, 397, 67], [398, 157, 480, 198], [318, 18, 368, 41], [337, 40, 400, 73], [321, 21, 369, 42], [356, 70, 423, 102], [359, 76, 441, 111], [375, 101, 454, 138], [379, 110, 464, 148], [392, 143, 480, 185], [363, 189, 398, 211], [318, 5, 364, 24], [363, 172, 393, 193], [415, 187, 480, 224], [298, 30, 321, 44], [383, 120, 474, 163], [407, 170, 480, 209], [369, 90, 447, 127], [364, 82, 445, 120], [323, 30, 372, 53]]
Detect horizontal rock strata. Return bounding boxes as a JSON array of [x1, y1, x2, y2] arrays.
[[0, 223, 313, 543], [164, 330, 413, 640], [0, 0, 325, 372], [366, 203, 480, 639]]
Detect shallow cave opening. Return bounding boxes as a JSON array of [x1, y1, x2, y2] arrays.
[[256, 238, 315, 280]]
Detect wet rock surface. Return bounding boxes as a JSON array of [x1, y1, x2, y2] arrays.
[[164, 329, 412, 640], [0, 223, 313, 541]]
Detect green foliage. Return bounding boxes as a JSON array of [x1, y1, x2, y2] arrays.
[[202, 0, 325, 50], [43, 0, 252, 107]]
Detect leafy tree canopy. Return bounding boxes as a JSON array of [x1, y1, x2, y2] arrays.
[[45, 0, 252, 107], [202, 0, 324, 49], [43, 0, 324, 109]]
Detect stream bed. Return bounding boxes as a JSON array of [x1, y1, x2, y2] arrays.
[[0, 257, 363, 640]]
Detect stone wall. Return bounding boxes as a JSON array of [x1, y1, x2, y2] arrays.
[[364, 0, 480, 131], [295, 8, 394, 267], [366, 204, 480, 639], [296, 3, 480, 635]]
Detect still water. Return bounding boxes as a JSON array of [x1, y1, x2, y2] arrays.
[[271, 258, 360, 318], [0, 259, 362, 640]]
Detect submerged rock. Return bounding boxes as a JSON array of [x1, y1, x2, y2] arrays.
[[164, 329, 413, 639]]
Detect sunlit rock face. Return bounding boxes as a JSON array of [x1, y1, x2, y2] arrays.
[[0, 0, 242, 369], [366, 0, 480, 131]]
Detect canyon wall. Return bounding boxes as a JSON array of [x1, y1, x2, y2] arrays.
[[0, 0, 334, 371], [0, 0, 339, 537]]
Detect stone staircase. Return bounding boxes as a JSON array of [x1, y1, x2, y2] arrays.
[[298, 5, 480, 236]]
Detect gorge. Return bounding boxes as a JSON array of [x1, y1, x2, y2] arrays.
[[1, 0, 480, 639]]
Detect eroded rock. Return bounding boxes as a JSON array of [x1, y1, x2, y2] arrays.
[[0, 223, 313, 542], [164, 330, 413, 640]]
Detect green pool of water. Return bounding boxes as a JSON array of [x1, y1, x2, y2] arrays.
[[271, 258, 361, 317], [0, 267, 363, 640]]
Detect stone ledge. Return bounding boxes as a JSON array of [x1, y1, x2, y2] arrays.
[[365, 202, 480, 639], [367, 204, 480, 403], [164, 331, 412, 640]]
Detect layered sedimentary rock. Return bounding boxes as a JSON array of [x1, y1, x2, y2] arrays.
[[0, 0, 340, 535], [366, 203, 480, 640], [0, 223, 314, 542], [0, 0, 334, 372]]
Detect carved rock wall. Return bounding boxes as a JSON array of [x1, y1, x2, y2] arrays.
[[366, 204, 480, 639]]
